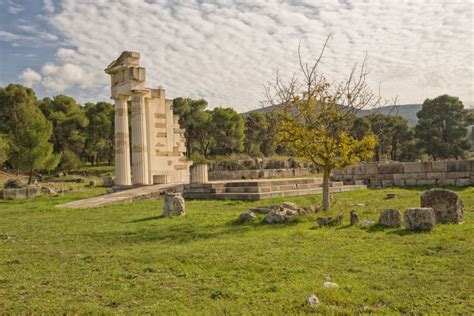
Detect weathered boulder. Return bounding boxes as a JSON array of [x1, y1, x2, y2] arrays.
[[264, 209, 297, 224], [282, 201, 298, 211], [379, 209, 402, 228], [237, 211, 257, 224], [316, 215, 343, 226], [350, 210, 359, 225], [404, 208, 436, 231], [316, 217, 329, 226], [163, 193, 186, 217], [306, 294, 320, 308], [250, 205, 280, 214], [421, 189, 464, 223], [89, 180, 97, 187], [102, 176, 115, 187]]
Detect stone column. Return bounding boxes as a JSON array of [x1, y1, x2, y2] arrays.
[[114, 96, 132, 187], [190, 164, 208, 183], [131, 91, 149, 185]]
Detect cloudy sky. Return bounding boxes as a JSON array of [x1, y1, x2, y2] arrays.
[[0, 0, 472, 111]]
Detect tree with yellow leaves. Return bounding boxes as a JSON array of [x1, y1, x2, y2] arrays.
[[265, 37, 382, 211]]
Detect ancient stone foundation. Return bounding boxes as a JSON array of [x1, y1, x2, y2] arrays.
[[332, 160, 474, 188]]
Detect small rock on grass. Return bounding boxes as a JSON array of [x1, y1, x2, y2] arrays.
[[350, 210, 359, 225], [237, 211, 256, 224], [282, 201, 298, 211], [323, 281, 339, 288], [307, 294, 320, 308], [360, 220, 375, 228]]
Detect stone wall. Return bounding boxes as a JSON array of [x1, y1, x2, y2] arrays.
[[208, 168, 312, 181], [332, 160, 473, 188]]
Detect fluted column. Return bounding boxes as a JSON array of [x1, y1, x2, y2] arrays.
[[190, 164, 208, 183], [114, 95, 132, 187], [131, 91, 149, 185]]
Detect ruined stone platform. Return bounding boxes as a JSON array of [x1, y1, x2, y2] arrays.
[[57, 183, 183, 209], [183, 177, 366, 200]]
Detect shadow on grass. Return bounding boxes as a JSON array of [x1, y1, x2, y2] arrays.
[[386, 228, 433, 236], [127, 215, 165, 223]]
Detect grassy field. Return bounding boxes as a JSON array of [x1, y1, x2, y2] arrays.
[[0, 186, 473, 314]]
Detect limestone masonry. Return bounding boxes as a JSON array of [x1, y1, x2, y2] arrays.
[[332, 160, 474, 188], [105, 52, 191, 188]]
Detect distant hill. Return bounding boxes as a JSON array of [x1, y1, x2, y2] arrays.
[[358, 104, 422, 126], [244, 103, 473, 127], [244, 103, 423, 126]]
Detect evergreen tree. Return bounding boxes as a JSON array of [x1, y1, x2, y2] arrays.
[[415, 95, 474, 160]]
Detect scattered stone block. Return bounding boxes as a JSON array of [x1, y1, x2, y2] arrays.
[[306, 294, 320, 308], [316, 217, 329, 226], [163, 193, 185, 217], [350, 210, 359, 225], [404, 208, 435, 231], [89, 180, 97, 187], [322, 281, 339, 288], [250, 205, 280, 214], [264, 209, 297, 224], [360, 220, 375, 228], [282, 201, 298, 211], [237, 211, 256, 224], [379, 209, 402, 228], [421, 188, 464, 223], [385, 193, 396, 199]]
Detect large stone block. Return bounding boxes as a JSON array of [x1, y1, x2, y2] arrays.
[[455, 178, 471, 187], [379, 163, 404, 174], [446, 160, 471, 172], [445, 172, 470, 179], [163, 193, 185, 216], [403, 162, 431, 173], [426, 172, 446, 180], [405, 179, 417, 186], [436, 179, 456, 186], [421, 189, 463, 223], [365, 164, 378, 175], [431, 161, 447, 172], [393, 179, 405, 187], [379, 209, 402, 228], [381, 180, 394, 187], [354, 165, 367, 175], [404, 208, 436, 231], [416, 179, 436, 186]]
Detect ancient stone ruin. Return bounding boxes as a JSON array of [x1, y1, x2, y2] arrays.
[[421, 188, 464, 223], [105, 51, 191, 189]]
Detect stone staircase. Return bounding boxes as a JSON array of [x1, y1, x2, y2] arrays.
[[183, 178, 366, 200]]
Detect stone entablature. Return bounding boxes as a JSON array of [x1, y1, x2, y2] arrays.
[[332, 160, 474, 188], [105, 51, 191, 188]]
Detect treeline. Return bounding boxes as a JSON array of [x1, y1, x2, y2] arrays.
[[0, 84, 115, 182], [0, 83, 472, 183], [175, 95, 474, 162]]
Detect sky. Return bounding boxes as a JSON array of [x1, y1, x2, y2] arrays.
[[0, 0, 473, 112]]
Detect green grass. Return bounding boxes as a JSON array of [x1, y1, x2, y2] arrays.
[[0, 187, 473, 314]]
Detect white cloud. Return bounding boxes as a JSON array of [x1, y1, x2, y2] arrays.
[[8, 0, 24, 14], [19, 0, 474, 108], [18, 68, 42, 87], [43, 0, 55, 14]]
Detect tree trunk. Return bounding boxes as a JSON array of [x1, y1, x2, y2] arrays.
[[28, 167, 33, 185], [322, 167, 331, 211]]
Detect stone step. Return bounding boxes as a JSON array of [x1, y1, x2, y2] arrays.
[[183, 184, 367, 200]]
